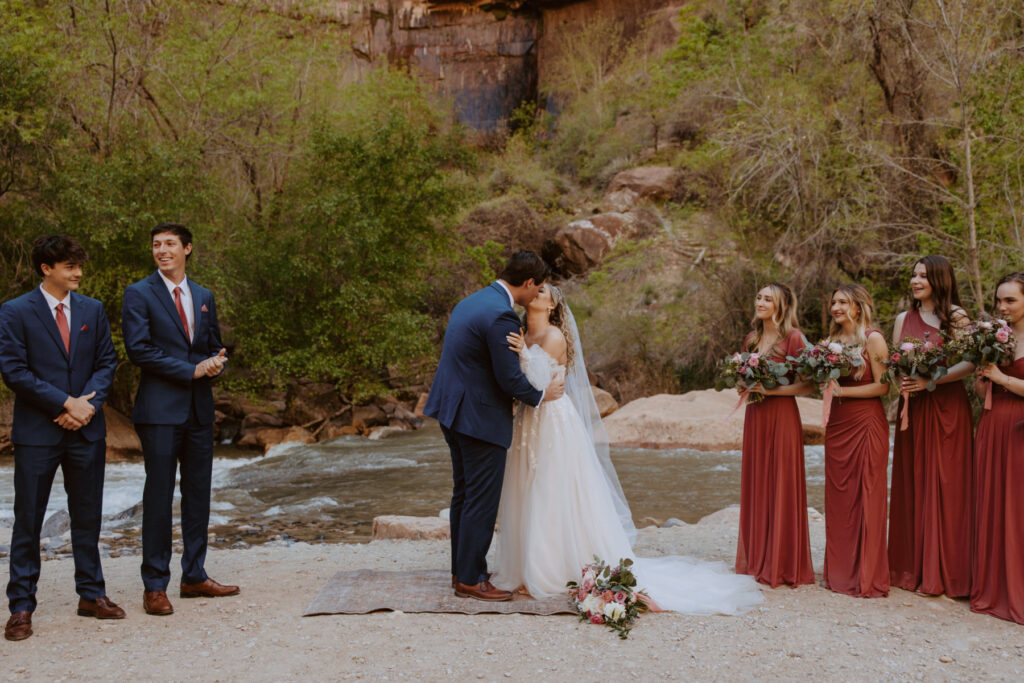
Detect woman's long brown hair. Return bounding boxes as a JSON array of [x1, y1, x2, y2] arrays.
[[912, 255, 963, 333]]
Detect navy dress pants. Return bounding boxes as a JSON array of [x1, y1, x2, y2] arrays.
[[136, 408, 213, 592], [441, 426, 507, 585], [7, 432, 106, 614]]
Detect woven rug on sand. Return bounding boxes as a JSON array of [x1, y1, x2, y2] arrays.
[[303, 569, 575, 616]]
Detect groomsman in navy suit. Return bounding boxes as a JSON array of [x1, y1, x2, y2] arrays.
[[0, 235, 123, 641], [122, 223, 238, 616]]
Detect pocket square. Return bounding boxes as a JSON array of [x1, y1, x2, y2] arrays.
[[80, 324, 89, 332], [201, 304, 209, 313]]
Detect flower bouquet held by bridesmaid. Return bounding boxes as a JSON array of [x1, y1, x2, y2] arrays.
[[819, 285, 890, 598], [733, 284, 815, 588], [888, 256, 974, 598], [971, 273, 1024, 625]]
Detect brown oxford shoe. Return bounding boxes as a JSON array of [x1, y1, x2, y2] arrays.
[[452, 573, 493, 588], [143, 590, 174, 616], [77, 596, 126, 619], [4, 611, 32, 641], [180, 577, 240, 599], [454, 580, 513, 602]]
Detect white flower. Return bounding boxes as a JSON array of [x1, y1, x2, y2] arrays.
[[603, 602, 626, 622], [581, 594, 600, 615], [827, 342, 844, 354], [979, 321, 994, 329]]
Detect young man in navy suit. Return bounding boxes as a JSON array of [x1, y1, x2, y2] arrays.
[[122, 223, 237, 616], [0, 235, 123, 641], [425, 251, 564, 601]]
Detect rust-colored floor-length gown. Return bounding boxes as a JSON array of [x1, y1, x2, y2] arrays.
[[971, 356, 1024, 623], [736, 328, 815, 587], [888, 309, 973, 597], [823, 332, 890, 598]]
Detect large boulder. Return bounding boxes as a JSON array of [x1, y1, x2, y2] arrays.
[[602, 166, 679, 212], [352, 404, 388, 432], [552, 210, 660, 274], [238, 426, 316, 453], [591, 386, 619, 417], [371, 515, 450, 541], [603, 389, 824, 451], [284, 380, 343, 426], [104, 406, 142, 458]]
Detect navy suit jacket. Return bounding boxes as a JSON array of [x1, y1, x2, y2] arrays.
[[0, 288, 117, 446], [122, 272, 224, 426], [424, 283, 544, 449]]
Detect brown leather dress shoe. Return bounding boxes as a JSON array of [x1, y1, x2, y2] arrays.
[[143, 590, 174, 615], [454, 580, 513, 602], [180, 577, 240, 598], [5, 611, 32, 641], [77, 596, 126, 619]]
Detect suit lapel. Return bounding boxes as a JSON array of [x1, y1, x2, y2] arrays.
[[188, 279, 202, 346], [28, 288, 70, 362], [148, 272, 190, 344], [67, 292, 83, 362], [490, 282, 514, 310]]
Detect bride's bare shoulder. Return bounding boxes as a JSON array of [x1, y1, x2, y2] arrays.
[[539, 326, 567, 361]]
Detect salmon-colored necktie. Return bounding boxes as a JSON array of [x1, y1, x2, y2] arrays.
[[55, 303, 70, 353], [173, 286, 191, 342]]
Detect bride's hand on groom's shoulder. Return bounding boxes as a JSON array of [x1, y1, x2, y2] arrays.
[[507, 328, 526, 354]]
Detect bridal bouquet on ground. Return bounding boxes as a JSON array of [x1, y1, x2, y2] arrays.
[[882, 332, 951, 429], [945, 318, 1017, 409], [713, 352, 791, 404], [567, 557, 648, 640], [788, 340, 864, 425]]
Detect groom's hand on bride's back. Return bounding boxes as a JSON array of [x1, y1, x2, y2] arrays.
[[543, 377, 565, 402]]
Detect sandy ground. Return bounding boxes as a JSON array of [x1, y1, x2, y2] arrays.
[[2, 509, 1023, 681]]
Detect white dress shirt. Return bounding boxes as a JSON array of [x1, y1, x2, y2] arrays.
[[39, 285, 71, 329], [495, 281, 515, 308], [158, 271, 194, 341]]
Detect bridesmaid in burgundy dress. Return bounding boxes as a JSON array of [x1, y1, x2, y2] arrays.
[[822, 284, 891, 597], [736, 283, 814, 587], [971, 272, 1024, 623], [888, 255, 974, 597]]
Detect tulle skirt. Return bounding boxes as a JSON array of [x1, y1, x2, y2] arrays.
[[493, 395, 764, 615]]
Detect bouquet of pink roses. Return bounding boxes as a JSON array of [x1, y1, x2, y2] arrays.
[[882, 332, 951, 429], [946, 317, 1017, 409], [567, 556, 648, 639], [787, 340, 865, 425], [713, 351, 792, 404]]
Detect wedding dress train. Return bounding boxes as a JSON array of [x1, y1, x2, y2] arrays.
[[492, 346, 764, 615]]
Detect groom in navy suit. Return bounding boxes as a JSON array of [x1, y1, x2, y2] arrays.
[[0, 235, 123, 641], [425, 251, 564, 601], [122, 223, 238, 616]]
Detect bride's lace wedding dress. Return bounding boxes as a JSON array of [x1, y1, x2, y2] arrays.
[[492, 345, 764, 615]]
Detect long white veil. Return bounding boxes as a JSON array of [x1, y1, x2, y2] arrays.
[[562, 303, 638, 546]]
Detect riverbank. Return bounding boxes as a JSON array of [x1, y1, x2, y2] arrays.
[[3, 507, 1022, 680]]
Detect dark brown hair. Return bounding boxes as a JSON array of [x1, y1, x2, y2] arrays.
[[912, 255, 963, 333], [994, 272, 1024, 309], [32, 235, 88, 276]]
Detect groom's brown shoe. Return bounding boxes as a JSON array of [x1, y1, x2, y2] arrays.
[[454, 580, 513, 602], [4, 611, 32, 641], [77, 596, 126, 619], [143, 590, 174, 615], [180, 577, 240, 598]]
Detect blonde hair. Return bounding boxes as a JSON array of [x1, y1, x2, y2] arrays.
[[747, 282, 799, 354], [828, 284, 875, 378], [523, 284, 576, 369]]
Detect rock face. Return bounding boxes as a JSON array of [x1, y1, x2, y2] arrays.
[[553, 210, 660, 273], [603, 389, 825, 451], [601, 166, 679, 212], [591, 385, 618, 417], [372, 515, 450, 541], [242, 0, 670, 130], [104, 406, 143, 458]]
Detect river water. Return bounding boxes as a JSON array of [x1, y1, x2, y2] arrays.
[[0, 424, 839, 544]]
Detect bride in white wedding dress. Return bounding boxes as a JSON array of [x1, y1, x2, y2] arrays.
[[491, 284, 764, 615]]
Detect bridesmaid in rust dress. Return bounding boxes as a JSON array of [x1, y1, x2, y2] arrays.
[[971, 272, 1024, 623], [736, 283, 814, 587], [822, 284, 890, 597], [889, 255, 974, 597]]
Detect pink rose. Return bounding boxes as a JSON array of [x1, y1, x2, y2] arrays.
[[601, 590, 614, 603], [589, 613, 605, 625], [738, 366, 749, 375], [583, 578, 595, 591], [827, 354, 839, 363], [614, 591, 627, 604], [900, 342, 915, 352], [891, 353, 902, 363], [577, 588, 587, 601], [996, 328, 1010, 343], [748, 356, 760, 368], [923, 341, 934, 351]]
